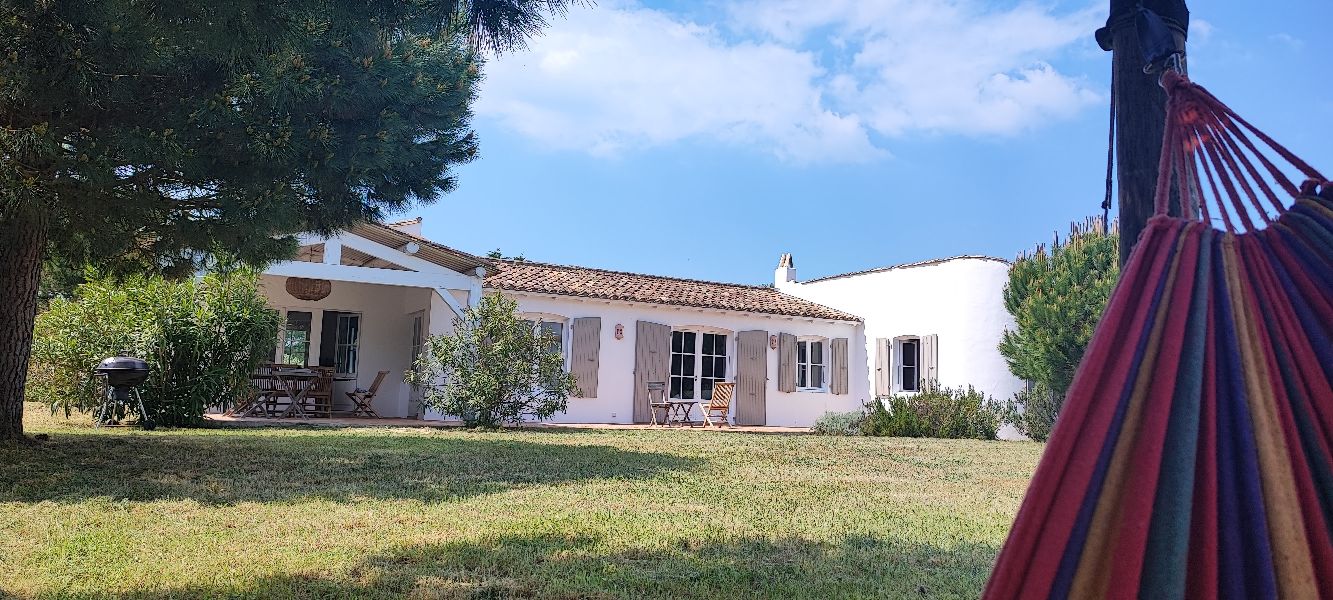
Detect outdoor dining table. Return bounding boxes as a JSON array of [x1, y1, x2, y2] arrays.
[[665, 400, 699, 427], [273, 368, 321, 419]]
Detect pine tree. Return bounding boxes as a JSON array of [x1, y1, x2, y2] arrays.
[[0, 0, 575, 440]]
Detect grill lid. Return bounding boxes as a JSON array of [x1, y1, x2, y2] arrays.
[[96, 355, 150, 372]]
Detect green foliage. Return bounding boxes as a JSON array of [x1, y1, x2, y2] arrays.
[[811, 411, 864, 436], [28, 271, 280, 427], [999, 382, 1061, 442], [861, 386, 1002, 440], [407, 293, 576, 427], [998, 221, 1119, 439]]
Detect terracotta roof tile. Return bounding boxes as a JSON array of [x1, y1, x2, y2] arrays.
[[486, 260, 861, 322]]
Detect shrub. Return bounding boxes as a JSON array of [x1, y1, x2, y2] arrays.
[[861, 385, 1002, 440], [407, 293, 577, 427], [1000, 382, 1061, 442], [999, 219, 1119, 439], [28, 270, 280, 426], [811, 411, 864, 436]]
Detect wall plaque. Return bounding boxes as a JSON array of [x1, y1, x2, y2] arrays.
[[285, 277, 332, 301]]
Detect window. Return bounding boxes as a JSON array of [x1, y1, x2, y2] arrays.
[[333, 313, 360, 375], [280, 311, 312, 366], [317, 311, 361, 375], [796, 338, 827, 391], [898, 337, 920, 392], [523, 319, 565, 357], [670, 330, 728, 400]]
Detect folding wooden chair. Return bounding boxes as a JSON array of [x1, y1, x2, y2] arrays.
[[347, 370, 389, 418], [700, 382, 734, 428], [646, 381, 669, 426]]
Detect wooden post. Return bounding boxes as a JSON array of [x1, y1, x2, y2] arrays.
[[1106, 2, 1190, 267]]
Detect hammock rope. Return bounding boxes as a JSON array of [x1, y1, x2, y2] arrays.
[[984, 70, 1333, 599]]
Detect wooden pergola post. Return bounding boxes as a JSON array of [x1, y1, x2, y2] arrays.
[[1101, 1, 1190, 267]]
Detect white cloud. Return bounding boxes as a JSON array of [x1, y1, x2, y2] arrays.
[[477, 0, 1102, 163]]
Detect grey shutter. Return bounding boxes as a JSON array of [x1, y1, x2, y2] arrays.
[[922, 334, 939, 390], [830, 338, 849, 395], [570, 317, 601, 398], [631, 321, 671, 423], [735, 330, 768, 426], [874, 338, 891, 397], [777, 333, 797, 393]]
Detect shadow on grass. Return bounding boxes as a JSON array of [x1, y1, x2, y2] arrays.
[[52, 533, 1000, 599], [0, 431, 691, 505]]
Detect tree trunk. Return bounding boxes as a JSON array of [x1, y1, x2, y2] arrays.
[[0, 205, 48, 441], [1111, 19, 1190, 267]]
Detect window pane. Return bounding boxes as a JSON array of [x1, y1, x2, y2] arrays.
[[682, 357, 695, 376], [702, 357, 714, 379], [701, 379, 714, 401], [812, 341, 823, 364], [713, 357, 726, 379], [903, 366, 918, 391], [671, 354, 682, 375], [902, 340, 918, 367], [797, 340, 807, 364], [682, 331, 696, 350], [798, 366, 807, 388], [672, 331, 683, 353], [812, 365, 825, 387], [670, 377, 682, 398]]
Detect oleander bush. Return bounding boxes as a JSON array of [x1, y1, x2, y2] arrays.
[[27, 270, 279, 426]]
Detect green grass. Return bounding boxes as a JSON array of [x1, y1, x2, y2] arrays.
[[2, 403, 1043, 599]]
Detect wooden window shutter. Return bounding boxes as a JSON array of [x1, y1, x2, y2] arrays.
[[874, 338, 891, 397], [830, 338, 849, 395], [922, 334, 939, 390], [777, 333, 797, 392], [569, 317, 601, 398]]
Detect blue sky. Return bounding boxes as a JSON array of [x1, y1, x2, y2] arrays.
[[411, 0, 1331, 286]]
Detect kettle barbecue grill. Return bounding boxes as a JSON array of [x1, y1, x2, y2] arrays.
[[94, 355, 155, 429]]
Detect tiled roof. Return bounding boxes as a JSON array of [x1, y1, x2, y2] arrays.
[[486, 260, 862, 322], [802, 255, 1010, 283]]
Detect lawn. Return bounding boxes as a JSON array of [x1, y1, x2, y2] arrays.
[[2, 403, 1042, 599]]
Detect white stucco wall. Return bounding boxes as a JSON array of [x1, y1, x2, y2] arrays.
[[776, 257, 1024, 409], [260, 275, 440, 418], [498, 292, 869, 426]]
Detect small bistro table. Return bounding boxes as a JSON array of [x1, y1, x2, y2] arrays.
[[273, 368, 320, 419], [665, 400, 699, 427]]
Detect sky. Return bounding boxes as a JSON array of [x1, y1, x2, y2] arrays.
[[410, 0, 1332, 286]]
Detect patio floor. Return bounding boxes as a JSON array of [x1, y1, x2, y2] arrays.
[[207, 414, 811, 434]]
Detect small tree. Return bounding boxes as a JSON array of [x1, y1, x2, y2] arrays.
[[408, 294, 575, 427], [999, 218, 1119, 440]]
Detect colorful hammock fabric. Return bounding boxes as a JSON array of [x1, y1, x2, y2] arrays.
[[984, 71, 1333, 599]]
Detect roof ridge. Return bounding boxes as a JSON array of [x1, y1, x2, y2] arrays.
[[494, 258, 777, 291], [802, 255, 1010, 283]]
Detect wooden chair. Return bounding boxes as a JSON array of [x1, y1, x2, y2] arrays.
[[303, 366, 334, 418], [231, 362, 295, 417], [646, 381, 670, 426], [347, 370, 389, 418], [700, 382, 734, 428]]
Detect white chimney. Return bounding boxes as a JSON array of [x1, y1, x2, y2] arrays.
[[774, 253, 797, 287]]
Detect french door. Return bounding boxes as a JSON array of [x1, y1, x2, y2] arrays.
[[669, 331, 728, 400]]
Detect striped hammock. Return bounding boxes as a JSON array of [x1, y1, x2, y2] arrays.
[[984, 71, 1333, 599]]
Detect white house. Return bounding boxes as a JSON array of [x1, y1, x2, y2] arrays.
[[774, 253, 1025, 405], [484, 259, 868, 426], [257, 218, 489, 418], [257, 218, 1022, 428]]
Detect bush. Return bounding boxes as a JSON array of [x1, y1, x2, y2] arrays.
[[999, 219, 1118, 438], [407, 293, 577, 427], [28, 270, 280, 426], [811, 411, 864, 436], [861, 385, 1003, 440], [1000, 382, 1061, 442]]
